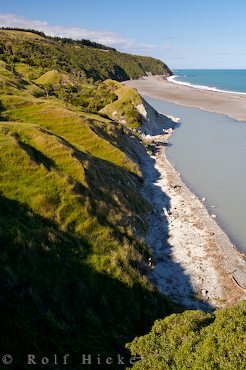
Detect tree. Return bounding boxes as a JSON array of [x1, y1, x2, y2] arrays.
[[127, 301, 246, 370], [43, 83, 54, 97]]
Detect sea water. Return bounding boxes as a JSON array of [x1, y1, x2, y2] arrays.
[[144, 96, 246, 254], [169, 69, 246, 94]]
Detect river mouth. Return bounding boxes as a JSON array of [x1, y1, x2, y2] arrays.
[[144, 96, 246, 255]]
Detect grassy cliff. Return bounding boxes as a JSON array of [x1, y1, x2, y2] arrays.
[[0, 29, 244, 370], [0, 31, 175, 367]]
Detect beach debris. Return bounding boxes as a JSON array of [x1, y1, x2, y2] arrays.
[[165, 114, 180, 123], [164, 128, 173, 134], [148, 257, 155, 269], [201, 197, 206, 202], [163, 207, 169, 218], [136, 214, 145, 224], [201, 289, 209, 300], [211, 214, 217, 218]]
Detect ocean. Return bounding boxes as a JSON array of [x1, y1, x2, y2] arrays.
[[168, 69, 246, 94]]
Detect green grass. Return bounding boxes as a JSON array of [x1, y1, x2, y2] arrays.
[[0, 54, 175, 367], [0, 29, 45, 40], [101, 80, 142, 129], [1, 30, 243, 370], [0, 29, 172, 81], [35, 69, 73, 86], [14, 62, 44, 80], [127, 301, 246, 370]]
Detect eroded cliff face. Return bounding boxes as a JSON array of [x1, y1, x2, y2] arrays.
[[101, 80, 175, 135], [135, 99, 176, 135]]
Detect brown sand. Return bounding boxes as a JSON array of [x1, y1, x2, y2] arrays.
[[124, 76, 246, 122]]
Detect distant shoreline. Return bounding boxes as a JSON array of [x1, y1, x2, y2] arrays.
[[167, 74, 246, 96], [124, 75, 246, 122]]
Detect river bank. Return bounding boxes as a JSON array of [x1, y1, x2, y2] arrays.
[[133, 96, 246, 310]]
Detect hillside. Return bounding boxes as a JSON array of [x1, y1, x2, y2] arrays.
[[0, 29, 244, 369], [0, 29, 172, 81], [0, 30, 175, 368]]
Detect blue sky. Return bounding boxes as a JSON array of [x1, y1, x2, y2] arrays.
[[0, 0, 246, 69]]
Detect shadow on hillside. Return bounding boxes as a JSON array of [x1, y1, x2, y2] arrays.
[[89, 121, 144, 166], [138, 140, 214, 311], [87, 112, 213, 312], [0, 100, 4, 113], [88, 99, 179, 165], [0, 99, 6, 121], [109, 65, 129, 82], [0, 194, 175, 369], [0, 121, 213, 367], [15, 136, 57, 171], [87, 65, 128, 81], [141, 97, 181, 133], [40, 110, 212, 312], [38, 126, 149, 235]]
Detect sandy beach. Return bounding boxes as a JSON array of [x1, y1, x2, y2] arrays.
[[132, 91, 246, 310], [124, 75, 246, 122]]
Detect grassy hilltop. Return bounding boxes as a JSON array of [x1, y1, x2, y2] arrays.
[[0, 28, 172, 81], [0, 29, 244, 369]]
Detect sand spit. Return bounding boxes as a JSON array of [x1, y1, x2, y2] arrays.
[[136, 101, 246, 310], [124, 75, 246, 122]]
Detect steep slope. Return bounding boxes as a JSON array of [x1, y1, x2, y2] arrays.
[[0, 29, 172, 82], [0, 55, 175, 366], [0, 29, 244, 370], [100, 80, 142, 128]]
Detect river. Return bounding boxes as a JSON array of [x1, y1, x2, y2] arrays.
[[144, 96, 246, 254]]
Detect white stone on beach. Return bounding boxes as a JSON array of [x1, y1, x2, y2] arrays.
[[165, 128, 173, 134], [124, 76, 246, 306], [163, 207, 169, 218]]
